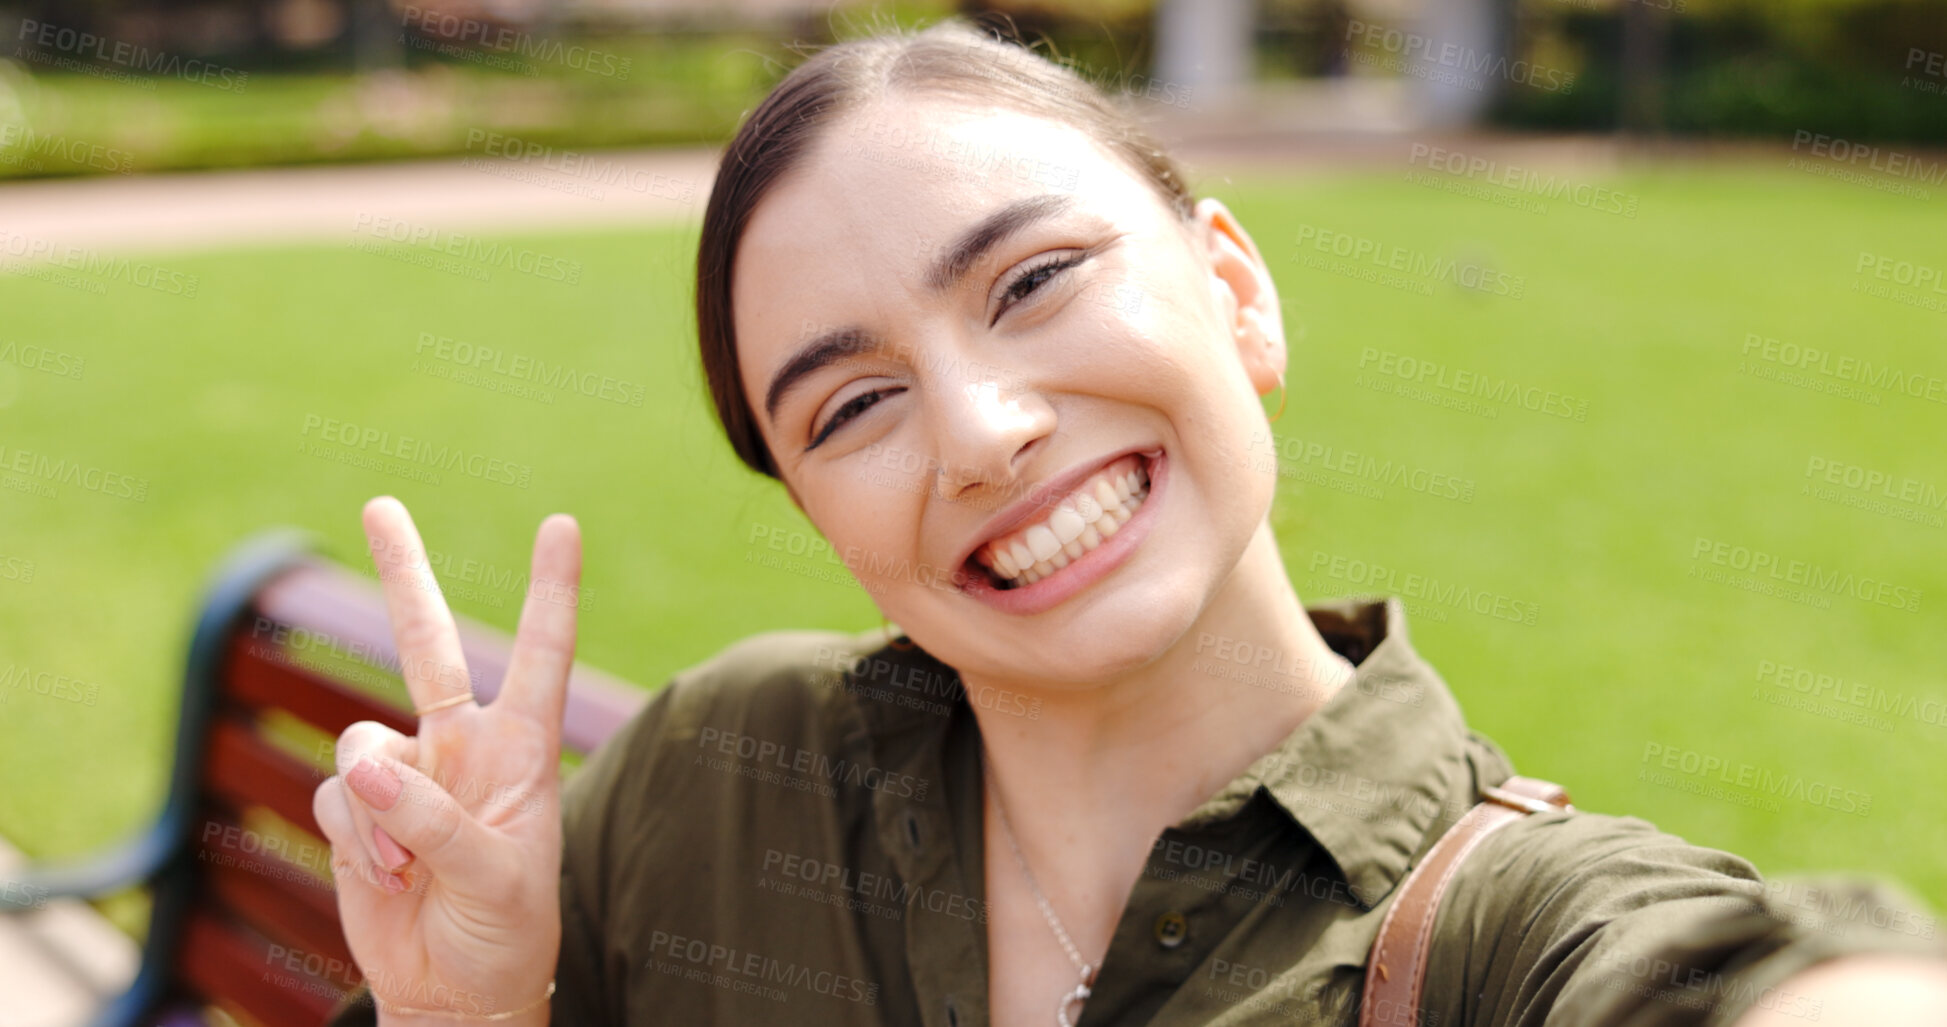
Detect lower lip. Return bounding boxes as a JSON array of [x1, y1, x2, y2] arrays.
[[956, 449, 1167, 616]]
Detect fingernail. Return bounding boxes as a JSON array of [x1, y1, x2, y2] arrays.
[[373, 826, 414, 872], [382, 872, 408, 894], [347, 758, 402, 811]]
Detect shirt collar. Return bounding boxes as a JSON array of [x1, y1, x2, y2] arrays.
[[841, 596, 1476, 912], [1184, 596, 1478, 910]]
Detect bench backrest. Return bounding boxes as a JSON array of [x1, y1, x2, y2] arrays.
[[161, 532, 647, 1025]]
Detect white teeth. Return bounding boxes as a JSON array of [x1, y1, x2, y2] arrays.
[[1049, 506, 1085, 546], [977, 457, 1156, 589]]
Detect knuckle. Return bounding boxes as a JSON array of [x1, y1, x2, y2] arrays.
[[397, 614, 453, 655], [410, 781, 465, 853], [335, 720, 389, 768]]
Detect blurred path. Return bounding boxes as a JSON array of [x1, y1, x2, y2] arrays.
[[0, 124, 1655, 257], [0, 146, 725, 256]]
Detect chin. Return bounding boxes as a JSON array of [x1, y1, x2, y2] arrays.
[[952, 571, 1213, 686]]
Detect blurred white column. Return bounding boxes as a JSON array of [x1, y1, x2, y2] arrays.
[[1154, 0, 1256, 110], [1415, 0, 1498, 128]]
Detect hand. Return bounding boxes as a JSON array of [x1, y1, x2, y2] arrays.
[[312, 496, 579, 1022]]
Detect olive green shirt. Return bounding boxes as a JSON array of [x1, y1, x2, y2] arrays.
[[327, 598, 1941, 1025]]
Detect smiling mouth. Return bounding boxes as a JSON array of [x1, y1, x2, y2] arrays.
[[967, 453, 1153, 591]]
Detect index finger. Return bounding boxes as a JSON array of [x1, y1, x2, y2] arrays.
[[362, 496, 478, 743]]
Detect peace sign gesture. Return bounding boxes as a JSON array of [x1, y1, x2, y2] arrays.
[[312, 497, 578, 1023]]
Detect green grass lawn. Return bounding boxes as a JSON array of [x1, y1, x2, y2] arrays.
[[1, 159, 1943, 922]]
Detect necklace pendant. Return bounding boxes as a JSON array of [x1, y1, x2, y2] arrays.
[[1056, 981, 1090, 1027]]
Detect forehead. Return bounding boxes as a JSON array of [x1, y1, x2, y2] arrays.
[[730, 96, 1158, 373]]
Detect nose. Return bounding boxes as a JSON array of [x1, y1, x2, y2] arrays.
[[931, 375, 1052, 504]]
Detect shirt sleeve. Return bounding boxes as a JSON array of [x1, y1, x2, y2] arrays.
[[1422, 809, 1946, 1027]]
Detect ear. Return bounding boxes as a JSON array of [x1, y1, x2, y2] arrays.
[[1194, 197, 1286, 399]]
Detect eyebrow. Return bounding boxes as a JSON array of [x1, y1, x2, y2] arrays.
[[924, 192, 1076, 293], [761, 193, 1078, 425]]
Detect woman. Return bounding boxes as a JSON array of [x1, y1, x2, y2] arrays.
[[320, 19, 1946, 1026]]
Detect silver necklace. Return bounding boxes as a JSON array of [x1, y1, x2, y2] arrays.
[[984, 759, 1098, 1027]]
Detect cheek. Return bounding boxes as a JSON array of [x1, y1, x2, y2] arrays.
[[801, 479, 921, 576]]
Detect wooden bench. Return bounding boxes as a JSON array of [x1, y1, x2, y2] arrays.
[[0, 528, 649, 1026]]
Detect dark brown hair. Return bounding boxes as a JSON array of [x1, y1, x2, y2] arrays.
[[694, 17, 1198, 479]]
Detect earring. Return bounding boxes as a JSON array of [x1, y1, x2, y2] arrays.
[[1266, 372, 1287, 424], [881, 614, 917, 651]]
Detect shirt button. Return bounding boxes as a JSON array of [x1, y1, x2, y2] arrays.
[[1153, 910, 1188, 948], [904, 810, 923, 851]]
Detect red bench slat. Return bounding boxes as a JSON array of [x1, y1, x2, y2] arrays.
[[204, 717, 327, 839], [224, 634, 414, 738], [176, 907, 345, 1026]]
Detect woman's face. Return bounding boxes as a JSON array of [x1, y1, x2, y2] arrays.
[[733, 93, 1288, 687]]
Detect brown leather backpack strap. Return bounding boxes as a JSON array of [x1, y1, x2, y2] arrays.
[[1359, 776, 1573, 1027]]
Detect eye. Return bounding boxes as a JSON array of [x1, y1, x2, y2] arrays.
[[806, 387, 902, 451], [991, 252, 1087, 326]]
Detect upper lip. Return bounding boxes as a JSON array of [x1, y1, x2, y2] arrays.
[[953, 445, 1153, 575]]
